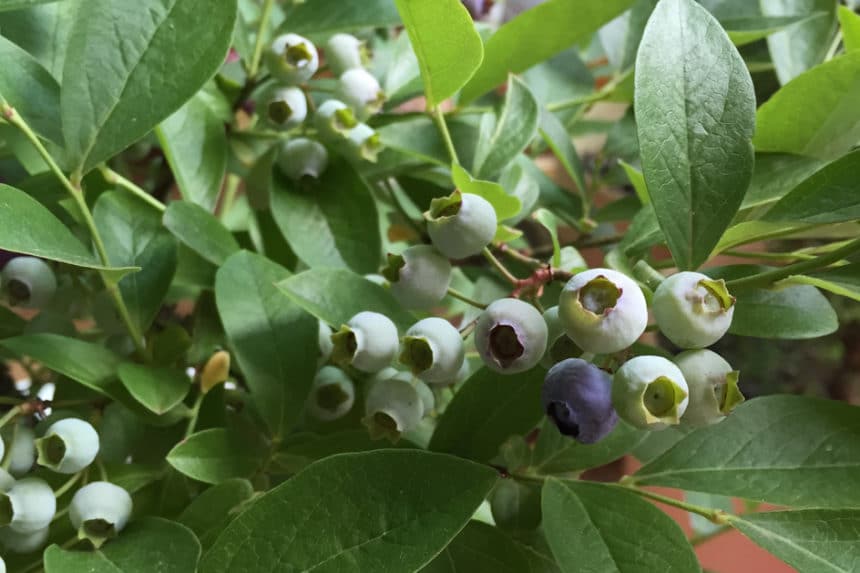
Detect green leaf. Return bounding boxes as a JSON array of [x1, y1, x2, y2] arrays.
[[430, 367, 545, 461], [277, 267, 415, 331], [473, 76, 539, 179], [44, 517, 201, 573], [707, 265, 838, 339], [764, 0, 837, 85], [460, 0, 633, 103], [0, 34, 61, 143], [730, 509, 860, 572], [378, 115, 481, 167], [167, 428, 265, 485], [763, 149, 860, 224], [215, 251, 317, 438], [532, 209, 562, 268], [177, 478, 254, 550], [61, 0, 237, 173], [784, 263, 860, 302], [753, 52, 860, 160], [528, 419, 647, 476], [118, 363, 190, 415], [635, 395, 860, 508], [839, 5, 860, 52], [0, 306, 27, 339], [270, 159, 381, 274], [273, 430, 416, 474], [420, 521, 530, 573], [0, 1, 74, 80], [538, 111, 586, 196], [156, 93, 227, 212], [0, 0, 59, 10], [619, 159, 650, 204], [542, 479, 700, 573], [0, 184, 133, 276], [740, 153, 824, 212], [200, 450, 498, 573], [452, 162, 521, 220], [94, 192, 178, 331], [163, 201, 240, 266], [394, 0, 483, 106], [723, 14, 821, 46], [278, 0, 401, 35], [635, 0, 756, 270]]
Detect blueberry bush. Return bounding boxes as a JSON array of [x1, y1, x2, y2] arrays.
[[0, 0, 859, 571]]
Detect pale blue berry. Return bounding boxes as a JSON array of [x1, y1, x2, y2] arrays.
[[0, 525, 49, 554], [674, 349, 744, 427], [613, 356, 689, 430], [265, 87, 307, 131], [36, 418, 100, 474], [559, 268, 647, 354], [400, 318, 465, 384], [0, 478, 55, 533], [475, 298, 548, 374], [70, 482, 133, 548], [425, 191, 497, 259], [336, 68, 384, 120], [264, 33, 319, 84], [277, 138, 328, 181], [1, 257, 56, 309], [6, 424, 34, 477], [414, 379, 435, 416], [345, 123, 382, 162], [542, 359, 618, 444], [308, 366, 355, 421], [331, 311, 399, 373], [363, 377, 423, 442], [541, 306, 582, 368], [326, 33, 367, 76], [314, 99, 358, 140], [318, 320, 333, 367], [383, 245, 452, 309], [653, 272, 735, 349]]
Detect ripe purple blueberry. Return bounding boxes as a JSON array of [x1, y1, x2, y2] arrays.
[[475, 298, 548, 374], [542, 358, 618, 444]]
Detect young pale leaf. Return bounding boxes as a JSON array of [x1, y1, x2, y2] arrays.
[[783, 264, 860, 302], [763, 149, 860, 224], [532, 209, 562, 268], [420, 521, 531, 573], [61, 0, 237, 173], [167, 428, 266, 485], [94, 192, 178, 331], [163, 201, 240, 266], [635, 395, 860, 508], [839, 5, 860, 52], [44, 518, 201, 573], [0, 35, 61, 144], [764, 0, 837, 85], [118, 363, 190, 415], [278, 0, 401, 35], [635, 0, 756, 270], [156, 93, 228, 212], [200, 450, 498, 573], [529, 419, 647, 476], [730, 509, 860, 572], [394, 0, 483, 106], [542, 479, 700, 573], [378, 115, 482, 167], [754, 52, 860, 159], [430, 367, 545, 462], [270, 159, 381, 275], [460, 0, 633, 103], [472, 76, 539, 179], [277, 267, 415, 331], [215, 251, 318, 438], [452, 162, 521, 220]]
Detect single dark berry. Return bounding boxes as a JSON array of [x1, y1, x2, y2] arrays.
[[542, 359, 618, 444]]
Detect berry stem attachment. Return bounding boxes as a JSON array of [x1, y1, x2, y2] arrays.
[[0, 405, 22, 430], [483, 247, 519, 285], [53, 471, 84, 498], [447, 287, 487, 310], [633, 260, 665, 290], [248, 0, 276, 79], [99, 165, 165, 212], [497, 243, 544, 269], [431, 106, 459, 164]]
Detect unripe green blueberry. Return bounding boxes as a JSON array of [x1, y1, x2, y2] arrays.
[[475, 298, 548, 374], [0, 478, 56, 533], [0, 525, 49, 554], [6, 424, 35, 477], [559, 268, 647, 354], [335, 68, 385, 120], [307, 366, 355, 421], [264, 33, 319, 84], [70, 481, 133, 548], [653, 272, 735, 349], [425, 191, 497, 259], [265, 87, 307, 131], [0, 469, 13, 492], [331, 311, 399, 373], [540, 306, 582, 368], [35, 418, 100, 474], [277, 138, 328, 181], [400, 318, 465, 384], [612, 355, 689, 430], [363, 377, 423, 442], [317, 320, 333, 367], [382, 245, 452, 309], [345, 123, 382, 162], [414, 379, 435, 416], [325, 33, 368, 76], [314, 99, 358, 140], [674, 349, 744, 427], [1, 257, 56, 309]]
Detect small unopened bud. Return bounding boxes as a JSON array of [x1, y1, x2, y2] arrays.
[[200, 350, 231, 394]]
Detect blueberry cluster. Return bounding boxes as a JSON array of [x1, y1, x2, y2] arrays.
[[0, 417, 132, 554], [262, 32, 384, 182]]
